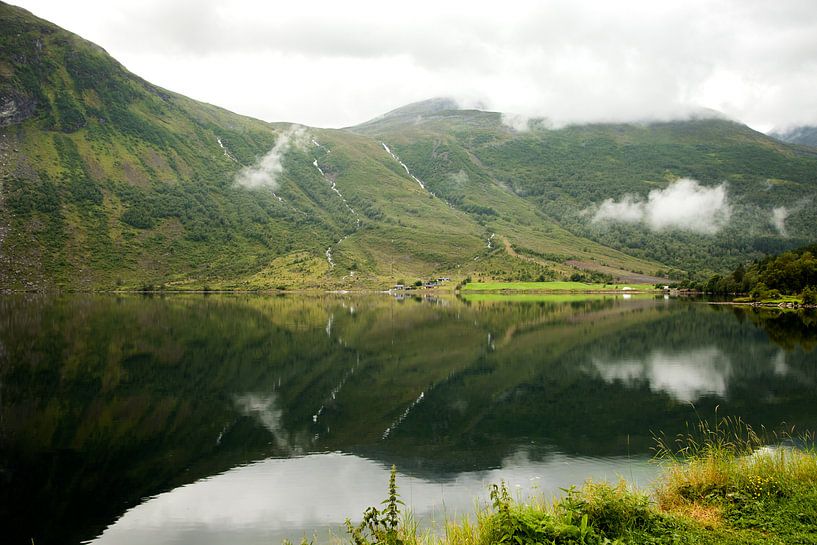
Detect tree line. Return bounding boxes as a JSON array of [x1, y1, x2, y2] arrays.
[[700, 243, 817, 303]]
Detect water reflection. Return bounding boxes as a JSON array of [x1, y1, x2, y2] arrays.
[[91, 451, 657, 545], [235, 393, 300, 454], [0, 295, 815, 545], [593, 347, 732, 402], [593, 346, 803, 403]]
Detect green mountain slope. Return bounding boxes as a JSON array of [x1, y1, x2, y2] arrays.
[[353, 99, 817, 275], [2, 2, 815, 290], [0, 2, 664, 290]]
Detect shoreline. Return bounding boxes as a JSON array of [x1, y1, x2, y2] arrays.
[[350, 433, 817, 545], [460, 289, 664, 295], [708, 300, 816, 310]]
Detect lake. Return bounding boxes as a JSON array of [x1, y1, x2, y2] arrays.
[[1, 294, 815, 544]]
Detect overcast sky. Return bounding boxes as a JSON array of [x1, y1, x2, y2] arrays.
[[11, 0, 817, 131]]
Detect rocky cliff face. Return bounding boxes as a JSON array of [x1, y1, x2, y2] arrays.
[[0, 92, 37, 126]]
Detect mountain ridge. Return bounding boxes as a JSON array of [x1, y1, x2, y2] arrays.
[[1, 2, 815, 290], [770, 125, 817, 148], [353, 99, 817, 274]]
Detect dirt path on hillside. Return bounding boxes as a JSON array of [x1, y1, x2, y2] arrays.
[[500, 235, 553, 268], [501, 235, 666, 284]]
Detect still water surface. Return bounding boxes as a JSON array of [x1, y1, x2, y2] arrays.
[[1, 294, 815, 544]]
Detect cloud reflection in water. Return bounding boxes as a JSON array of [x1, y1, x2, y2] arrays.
[[593, 347, 733, 402], [90, 451, 657, 545]]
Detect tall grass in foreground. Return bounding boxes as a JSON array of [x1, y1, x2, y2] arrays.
[[652, 416, 817, 527], [343, 417, 817, 545]]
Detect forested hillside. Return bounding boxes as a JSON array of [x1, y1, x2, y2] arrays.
[[354, 101, 817, 276]]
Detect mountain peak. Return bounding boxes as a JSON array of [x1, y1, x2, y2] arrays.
[[380, 97, 461, 117], [352, 97, 463, 129], [769, 125, 817, 147]]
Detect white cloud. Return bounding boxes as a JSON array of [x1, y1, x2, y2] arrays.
[[771, 206, 789, 236], [592, 195, 645, 224], [12, 0, 817, 129], [500, 113, 532, 132], [592, 178, 732, 234], [234, 126, 308, 190]]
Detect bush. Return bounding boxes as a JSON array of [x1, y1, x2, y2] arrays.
[[5, 176, 61, 214], [121, 207, 155, 229], [67, 174, 103, 204], [486, 482, 598, 545], [558, 482, 654, 538], [653, 415, 817, 510], [54, 90, 87, 132], [802, 286, 817, 306], [750, 282, 768, 302]]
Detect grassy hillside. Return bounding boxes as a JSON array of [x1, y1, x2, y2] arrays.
[[0, 3, 532, 290], [353, 100, 817, 277], [1, 2, 317, 289], [2, 2, 816, 289]]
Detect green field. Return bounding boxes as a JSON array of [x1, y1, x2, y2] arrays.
[[461, 293, 616, 303], [460, 292, 659, 303], [461, 281, 655, 292]]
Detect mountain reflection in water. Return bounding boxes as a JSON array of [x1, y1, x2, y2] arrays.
[[1, 294, 815, 545]]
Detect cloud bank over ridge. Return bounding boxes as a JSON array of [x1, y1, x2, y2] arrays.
[[15, 0, 817, 130]]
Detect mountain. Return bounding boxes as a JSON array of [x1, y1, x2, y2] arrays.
[[1, 2, 815, 290], [352, 100, 817, 276], [770, 125, 817, 147], [0, 3, 659, 291]]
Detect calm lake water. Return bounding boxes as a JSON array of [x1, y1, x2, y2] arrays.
[[1, 294, 816, 545]]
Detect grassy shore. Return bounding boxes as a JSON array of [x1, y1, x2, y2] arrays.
[[345, 418, 817, 545], [460, 293, 625, 303], [461, 281, 656, 293], [733, 295, 806, 306]]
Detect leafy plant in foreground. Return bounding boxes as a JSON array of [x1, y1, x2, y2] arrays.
[[487, 481, 604, 544], [345, 465, 405, 545]]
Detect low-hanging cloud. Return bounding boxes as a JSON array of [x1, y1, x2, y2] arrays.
[[500, 113, 532, 132], [26, 0, 817, 130], [769, 198, 812, 236], [771, 206, 790, 236], [592, 178, 732, 234], [234, 125, 309, 190]]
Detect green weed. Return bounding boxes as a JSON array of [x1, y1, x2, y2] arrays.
[[345, 465, 406, 545]]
